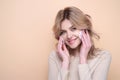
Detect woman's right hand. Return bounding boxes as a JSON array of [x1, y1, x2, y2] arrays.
[[57, 37, 70, 69]]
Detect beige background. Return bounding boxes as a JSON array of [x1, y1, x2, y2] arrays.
[[0, 0, 120, 80]]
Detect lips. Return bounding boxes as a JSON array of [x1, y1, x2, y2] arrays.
[[67, 38, 77, 45]]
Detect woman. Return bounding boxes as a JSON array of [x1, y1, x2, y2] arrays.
[[48, 6, 111, 80]]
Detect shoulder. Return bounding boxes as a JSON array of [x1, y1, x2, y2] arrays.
[[48, 50, 60, 61], [48, 50, 57, 59], [95, 50, 112, 61], [88, 50, 112, 65]]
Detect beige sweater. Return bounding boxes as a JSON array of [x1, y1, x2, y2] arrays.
[[48, 50, 111, 80]]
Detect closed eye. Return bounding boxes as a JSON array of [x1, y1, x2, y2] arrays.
[[71, 26, 77, 31], [60, 31, 66, 36]]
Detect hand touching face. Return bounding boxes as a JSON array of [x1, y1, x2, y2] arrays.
[[79, 29, 92, 59], [57, 37, 70, 62]]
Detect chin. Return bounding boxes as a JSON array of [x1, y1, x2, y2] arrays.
[[68, 44, 79, 49], [67, 41, 81, 49]]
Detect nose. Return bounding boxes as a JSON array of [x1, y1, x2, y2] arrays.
[[67, 31, 73, 39]]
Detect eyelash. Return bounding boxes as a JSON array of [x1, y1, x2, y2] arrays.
[[71, 27, 77, 31], [59, 27, 77, 35], [60, 31, 65, 35]]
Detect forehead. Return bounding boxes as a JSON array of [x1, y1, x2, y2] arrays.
[[61, 19, 73, 30]]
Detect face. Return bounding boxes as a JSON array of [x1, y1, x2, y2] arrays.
[[60, 19, 82, 49]]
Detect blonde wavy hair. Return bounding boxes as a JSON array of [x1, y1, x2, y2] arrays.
[[53, 6, 101, 59]]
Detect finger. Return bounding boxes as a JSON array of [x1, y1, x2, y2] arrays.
[[86, 30, 92, 46], [81, 37, 86, 48], [57, 37, 62, 52], [86, 30, 91, 41], [82, 30, 88, 46], [81, 34, 86, 47], [56, 49, 61, 56], [57, 38, 61, 49], [63, 43, 69, 55]]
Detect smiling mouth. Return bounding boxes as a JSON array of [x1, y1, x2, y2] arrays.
[[67, 38, 77, 45]]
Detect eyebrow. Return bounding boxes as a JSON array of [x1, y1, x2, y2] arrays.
[[61, 25, 74, 31]]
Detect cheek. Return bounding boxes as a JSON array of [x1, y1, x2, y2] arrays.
[[61, 34, 67, 40], [74, 38, 82, 47], [79, 39, 82, 44], [77, 38, 82, 44], [73, 30, 81, 37]]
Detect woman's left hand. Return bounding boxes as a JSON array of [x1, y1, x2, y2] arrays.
[[79, 30, 92, 63]]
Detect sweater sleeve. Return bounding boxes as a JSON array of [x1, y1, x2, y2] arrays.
[[48, 52, 69, 80], [78, 51, 112, 80]]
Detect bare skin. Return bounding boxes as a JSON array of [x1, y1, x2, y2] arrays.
[[57, 19, 92, 70]]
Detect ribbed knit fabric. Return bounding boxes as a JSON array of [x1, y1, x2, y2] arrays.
[[48, 50, 111, 80]]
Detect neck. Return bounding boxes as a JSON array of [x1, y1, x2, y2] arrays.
[[69, 45, 80, 57]]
